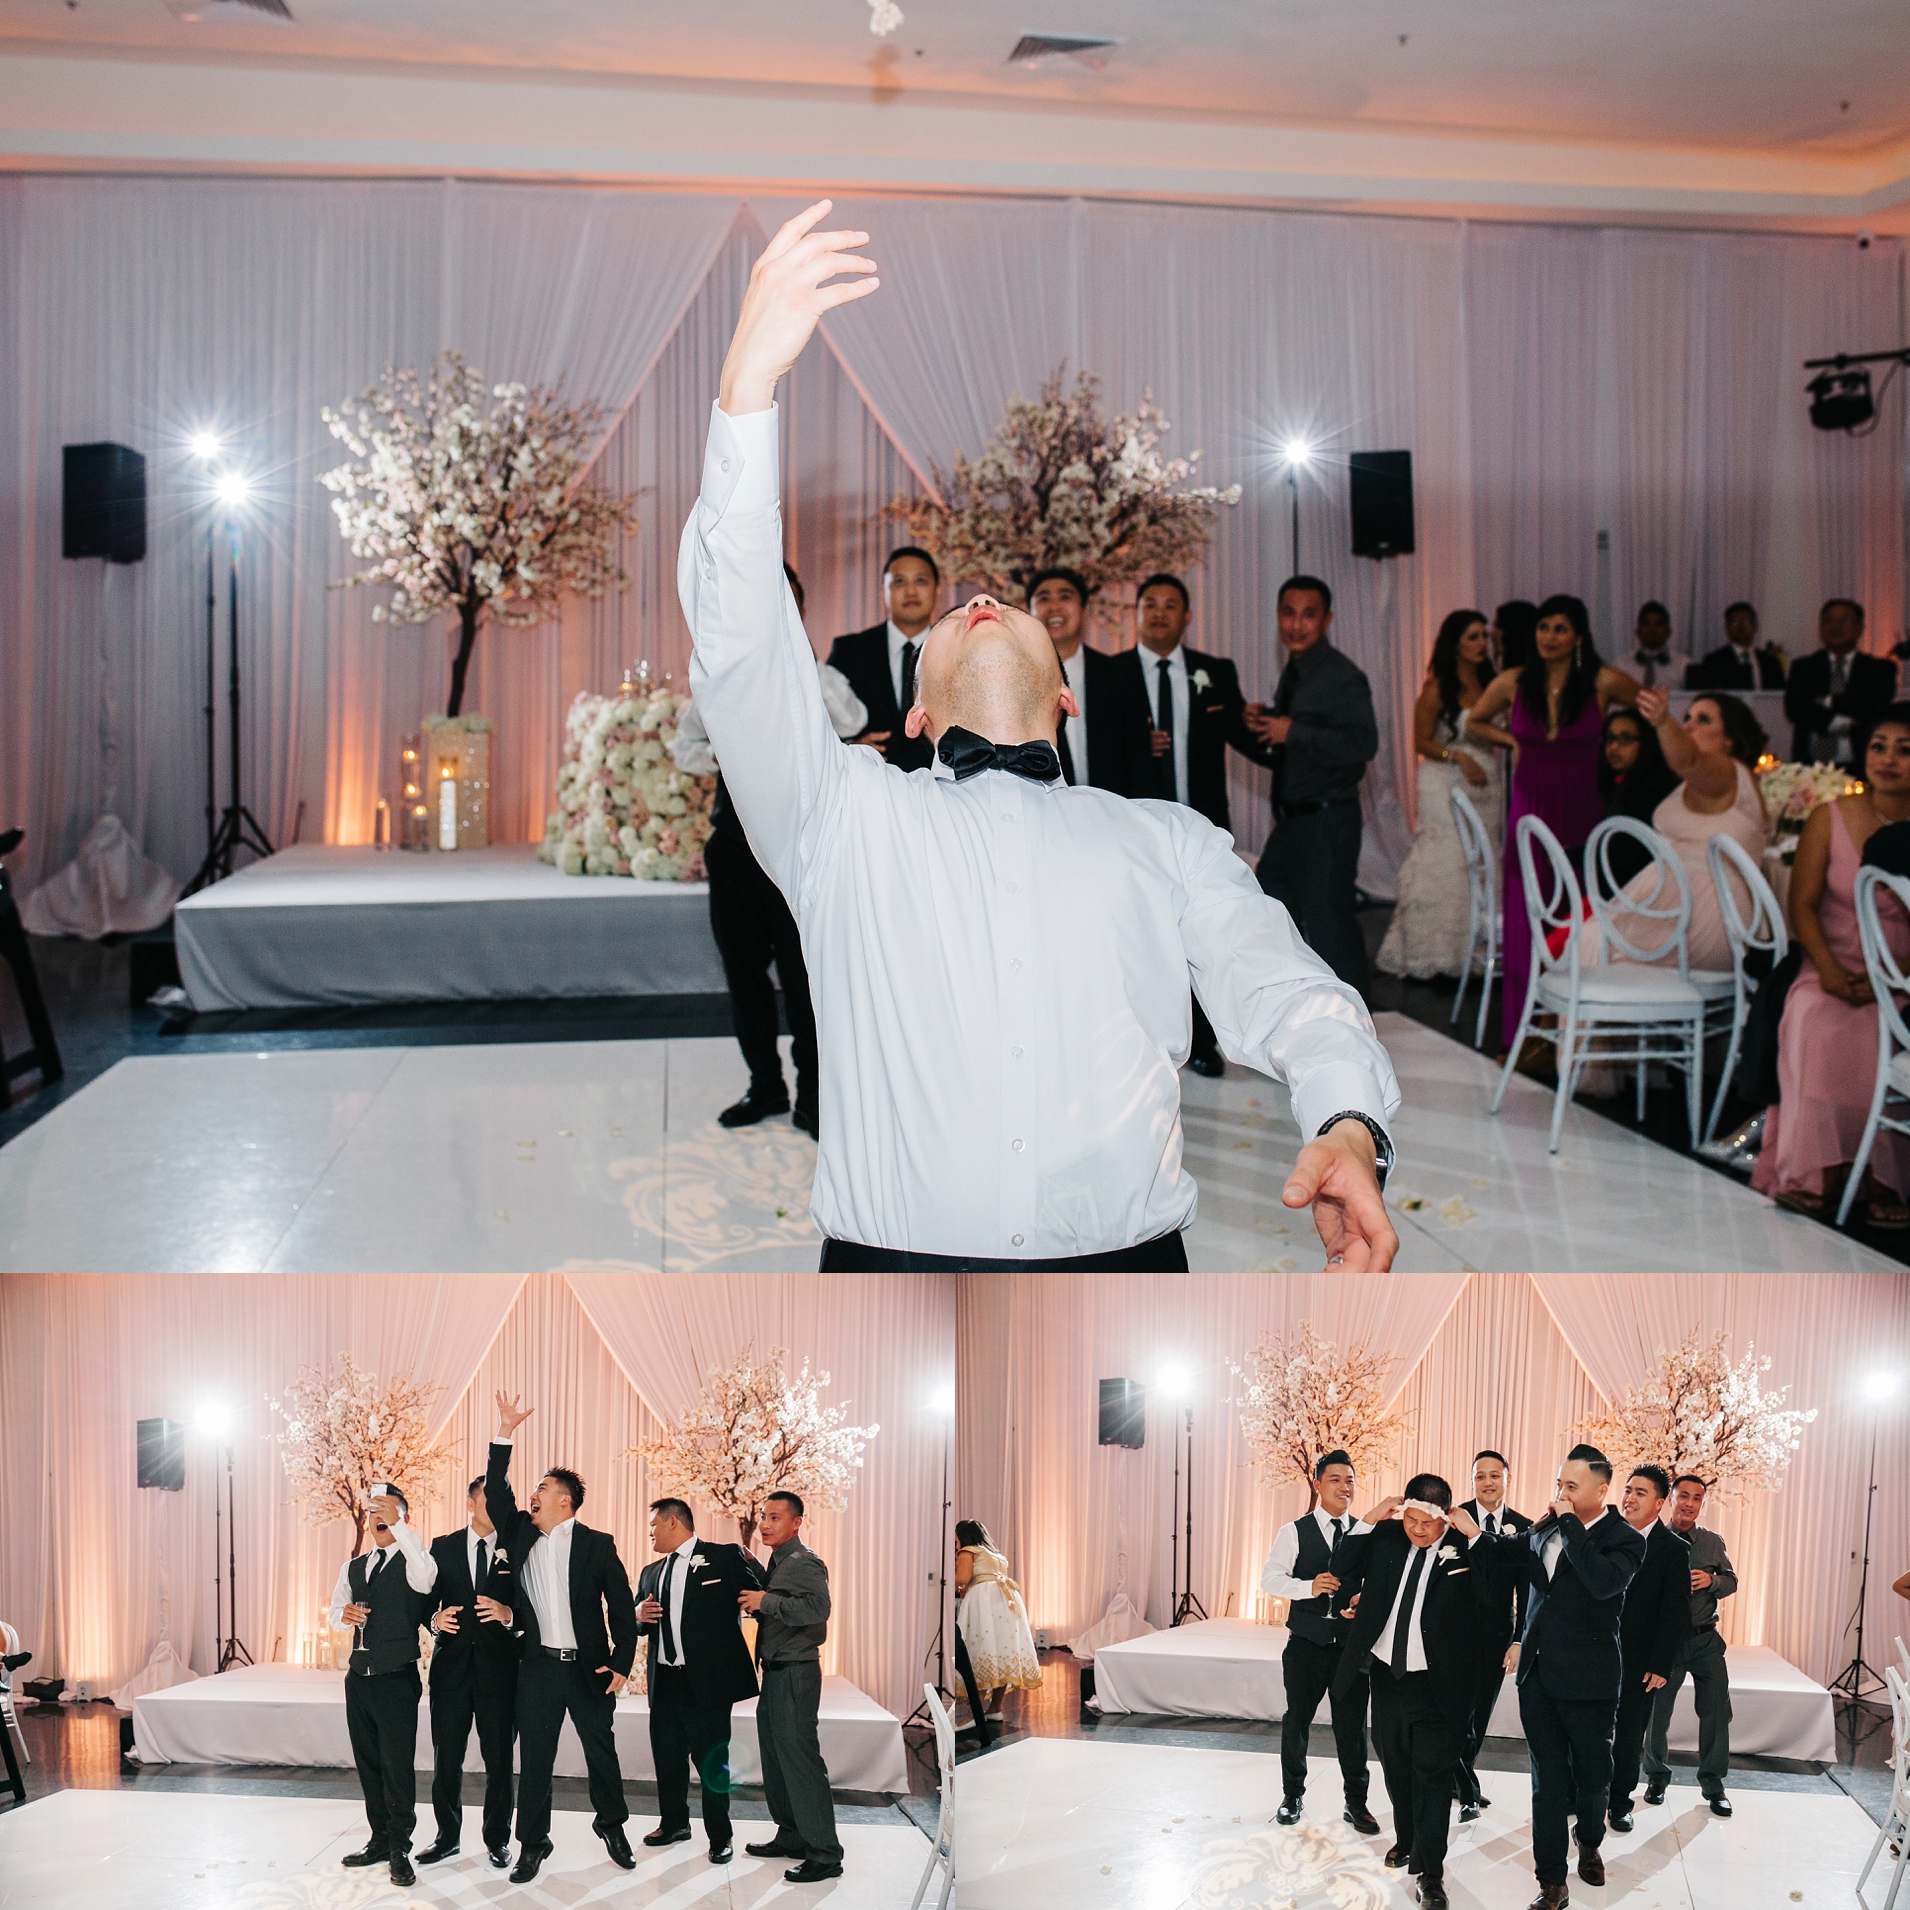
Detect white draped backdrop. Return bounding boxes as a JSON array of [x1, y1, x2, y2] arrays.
[[1, 178, 1901, 898], [958, 1271, 1910, 1691], [0, 1271, 954, 1723]]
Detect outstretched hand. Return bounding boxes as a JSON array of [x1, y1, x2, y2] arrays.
[[1283, 1122, 1398, 1270], [720, 201, 879, 417], [494, 1390, 532, 1437]]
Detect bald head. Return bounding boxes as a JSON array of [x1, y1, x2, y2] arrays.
[[904, 596, 1076, 750]]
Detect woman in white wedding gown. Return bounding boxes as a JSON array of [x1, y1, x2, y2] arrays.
[[1377, 610, 1507, 979]]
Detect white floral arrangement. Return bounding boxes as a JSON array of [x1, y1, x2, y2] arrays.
[[538, 689, 714, 881], [1756, 759, 1861, 845], [1228, 1319, 1414, 1496], [421, 713, 495, 737]]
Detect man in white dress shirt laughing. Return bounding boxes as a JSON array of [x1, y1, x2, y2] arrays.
[[681, 203, 1402, 1271]]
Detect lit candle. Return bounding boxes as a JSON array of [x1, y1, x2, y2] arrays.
[[439, 763, 459, 850]]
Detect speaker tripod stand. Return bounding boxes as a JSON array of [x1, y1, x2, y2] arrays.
[[902, 1425, 956, 1729], [1168, 1401, 1209, 1627], [184, 519, 272, 896]]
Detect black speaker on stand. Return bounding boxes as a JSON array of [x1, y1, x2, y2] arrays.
[[136, 1418, 186, 1492], [1349, 450, 1415, 559], [62, 443, 147, 564], [1098, 1378, 1146, 1449]]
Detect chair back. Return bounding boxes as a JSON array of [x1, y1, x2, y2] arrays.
[[1584, 816, 1692, 973], [1451, 786, 1497, 923], [1708, 832, 1788, 975], [924, 1682, 956, 1791], [1514, 813, 1586, 996], [1855, 867, 1910, 1062]]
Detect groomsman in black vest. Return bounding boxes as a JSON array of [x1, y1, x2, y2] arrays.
[[827, 546, 940, 773], [1606, 1465, 1691, 1834], [1453, 1449, 1531, 1822], [416, 1474, 519, 1870], [1460, 1444, 1646, 1910], [1257, 1450, 1381, 1834], [1115, 571, 1263, 1074], [1026, 566, 1152, 798], [634, 1497, 768, 1864], [486, 1393, 640, 1885], [328, 1488, 440, 1888]]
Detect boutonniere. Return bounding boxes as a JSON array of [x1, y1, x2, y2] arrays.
[[1437, 1544, 1461, 1562], [1191, 669, 1212, 691], [689, 1553, 707, 1570], [493, 1547, 508, 1563]]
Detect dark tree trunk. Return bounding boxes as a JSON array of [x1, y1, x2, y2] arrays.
[[447, 600, 482, 717]]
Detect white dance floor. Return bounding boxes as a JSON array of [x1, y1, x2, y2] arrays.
[[0, 1788, 928, 1910], [131, 1663, 909, 1793], [1, 1014, 1897, 1271], [961, 1736, 1872, 1910], [1088, 1618, 1836, 1762], [175, 844, 726, 1010]]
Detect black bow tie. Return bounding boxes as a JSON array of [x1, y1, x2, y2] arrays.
[[936, 726, 1062, 784]]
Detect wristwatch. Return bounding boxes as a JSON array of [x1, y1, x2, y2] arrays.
[[1318, 1111, 1395, 1192]]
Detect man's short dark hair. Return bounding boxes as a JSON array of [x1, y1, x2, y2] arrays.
[[1027, 565, 1089, 606], [467, 1476, 485, 1498], [1724, 600, 1757, 622], [1672, 1472, 1708, 1495], [1629, 1464, 1672, 1500], [885, 545, 940, 585], [1473, 1449, 1509, 1471], [650, 1497, 695, 1530], [1566, 1442, 1613, 1483], [542, 1467, 586, 1512], [378, 1486, 409, 1517], [1403, 1472, 1452, 1511], [1638, 599, 1670, 623], [1823, 596, 1866, 623], [1313, 1448, 1353, 1480], [1278, 574, 1333, 614], [766, 1489, 805, 1519], [1137, 572, 1189, 612]]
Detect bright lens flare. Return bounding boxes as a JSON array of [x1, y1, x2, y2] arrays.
[[188, 430, 221, 460], [1862, 1372, 1901, 1403], [1157, 1365, 1191, 1399], [215, 472, 251, 506], [194, 1402, 232, 1436], [1281, 438, 1314, 468]]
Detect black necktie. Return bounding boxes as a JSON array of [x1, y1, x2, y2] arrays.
[[476, 1538, 489, 1590], [937, 726, 1062, 784], [1484, 1511, 1497, 1535], [1391, 1544, 1430, 1675], [899, 640, 919, 716], [1156, 658, 1177, 800], [659, 1554, 678, 1666], [1639, 651, 1658, 687]]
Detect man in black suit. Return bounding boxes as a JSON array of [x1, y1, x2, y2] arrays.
[[1114, 570, 1265, 1074], [634, 1496, 767, 1864], [1242, 576, 1380, 998], [1027, 566, 1152, 798], [1606, 1466, 1691, 1834], [486, 1392, 640, 1885], [417, 1474, 519, 1870], [1453, 1449, 1531, 1822], [1786, 598, 1897, 766], [1332, 1475, 1504, 1909], [1462, 1444, 1646, 1910], [826, 546, 940, 773], [1685, 601, 1787, 691]]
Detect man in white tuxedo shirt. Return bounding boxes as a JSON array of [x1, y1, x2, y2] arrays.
[[680, 201, 1401, 1273]]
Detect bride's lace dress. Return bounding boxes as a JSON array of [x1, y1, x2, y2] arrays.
[[1376, 712, 1505, 980]]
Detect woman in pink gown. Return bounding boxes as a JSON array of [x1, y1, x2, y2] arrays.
[[1753, 706, 1910, 1226], [1466, 594, 1640, 1047]]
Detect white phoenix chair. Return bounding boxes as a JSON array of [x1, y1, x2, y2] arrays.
[[1449, 786, 1501, 1050], [1701, 832, 1791, 1145], [1, 1618, 29, 1796], [909, 1683, 955, 1910], [1856, 1663, 1908, 1910], [1492, 814, 1706, 1152], [1836, 867, 1910, 1226]]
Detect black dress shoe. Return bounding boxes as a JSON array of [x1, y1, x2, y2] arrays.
[[388, 1851, 416, 1887], [340, 1841, 390, 1869], [1275, 1797, 1303, 1826], [746, 1837, 807, 1858], [415, 1836, 460, 1865], [1345, 1804, 1381, 1835], [1385, 1844, 1412, 1869], [486, 1846, 511, 1870], [1188, 1051, 1225, 1078], [719, 1086, 790, 1128], [1476, 1795, 1492, 1811], [785, 1859, 845, 1882], [1707, 1794, 1733, 1817], [1458, 1801, 1483, 1824], [1417, 1881, 1451, 1909], [643, 1826, 694, 1848], [510, 1841, 554, 1883], [711, 1843, 734, 1864], [1528, 1889, 1569, 1910], [1608, 1808, 1634, 1834], [599, 1824, 637, 1868], [793, 1100, 819, 1139], [1577, 1845, 1605, 1886], [1643, 1783, 1667, 1806]]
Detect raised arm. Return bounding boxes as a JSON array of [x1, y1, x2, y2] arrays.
[[1635, 687, 1738, 803]]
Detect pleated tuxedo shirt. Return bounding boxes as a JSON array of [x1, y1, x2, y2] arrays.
[[681, 402, 1399, 1259]]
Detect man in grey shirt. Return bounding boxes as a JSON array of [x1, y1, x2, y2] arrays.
[[738, 1491, 843, 1880], [1643, 1473, 1738, 1817]]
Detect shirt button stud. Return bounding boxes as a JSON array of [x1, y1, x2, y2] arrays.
[[720, 458, 730, 472], [1012, 1046, 1024, 1059], [1011, 1234, 1025, 1247], [1012, 1138, 1024, 1152], [1005, 880, 1018, 893], [1010, 958, 1023, 971]]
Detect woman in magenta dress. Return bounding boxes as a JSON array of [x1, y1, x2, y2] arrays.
[[1466, 594, 1640, 1048]]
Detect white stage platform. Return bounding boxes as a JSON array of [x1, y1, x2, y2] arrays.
[[131, 1663, 910, 1793], [1088, 1618, 1835, 1762], [174, 844, 726, 1010]]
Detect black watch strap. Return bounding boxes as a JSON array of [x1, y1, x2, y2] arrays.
[[1317, 1111, 1394, 1191]]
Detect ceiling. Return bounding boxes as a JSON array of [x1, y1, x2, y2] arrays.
[[3, 0, 1907, 160]]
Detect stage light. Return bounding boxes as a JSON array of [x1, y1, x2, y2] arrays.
[[188, 430, 222, 461], [1861, 1371, 1901, 1403], [1280, 437, 1314, 469], [215, 471, 251, 507], [194, 1401, 232, 1437], [1157, 1364, 1190, 1399], [928, 1383, 954, 1416]]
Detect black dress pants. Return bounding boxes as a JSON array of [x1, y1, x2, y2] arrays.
[[1608, 1671, 1658, 1814], [345, 1664, 422, 1853], [1257, 801, 1370, 998], [1519, 1674, 1618, 1887], [1369, 1664, 1462, 1883], [706, 829, 818, 1098], [648, 1664, 737, 1846], [955, 1630, 989, 1732], [514, 1653, 628, 1848], [1279, 1634, 1370, 1806], [1190, 997, 1222, 1067], [820, 1232, 1189, 1272], [429, 1656, 518, 1851], [1455, 1659, 1507, 1807]]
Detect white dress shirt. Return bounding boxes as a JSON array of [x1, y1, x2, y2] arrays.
[[656, 1534, 697, 1668], [521, 1515, 579, 1650], [327, 1518, 437, 1630], [1474, 1504, 1509, 1537], [670, 662, 867, 776], [682, 403, 1399, 1259], [1259, 1507, 1371, 1601], [1057, 645, 1091, 788], [1540, 1503, 1612, 1579], [1144, 642, 1190, 806], [1370, 1539, 1443, 1673], [1630, 646, 1692, 688]]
